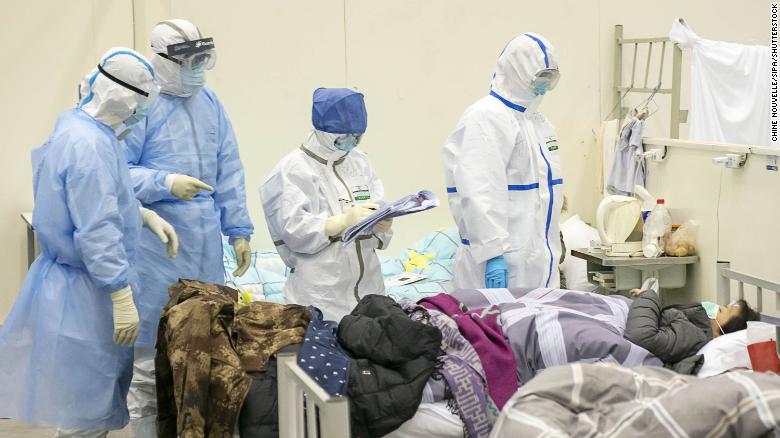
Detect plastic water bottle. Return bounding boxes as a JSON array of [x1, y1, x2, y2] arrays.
[[642, 198, 672, 258], [634, 185, 656, 223]]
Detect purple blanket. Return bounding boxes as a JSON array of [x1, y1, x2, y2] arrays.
[[419, 294, 518, 409], [451, 288, 662, 385], [401, 300, 497, 438]]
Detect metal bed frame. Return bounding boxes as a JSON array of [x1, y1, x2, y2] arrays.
[[716, 261, 780, 355], [613, 24, 684, 138], [277, 351, 350, 437]]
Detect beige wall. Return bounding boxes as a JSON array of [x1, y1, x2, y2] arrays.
[[0, 0, 775, 320]]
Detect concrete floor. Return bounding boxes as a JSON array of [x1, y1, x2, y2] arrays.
[[0, 419, 132, 437]]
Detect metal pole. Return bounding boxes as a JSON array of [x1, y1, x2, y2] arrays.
[[670, 44, 683, 138], [716, 261, 731, 305], [614, 25, 624, 120]]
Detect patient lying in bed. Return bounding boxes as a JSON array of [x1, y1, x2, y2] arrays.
[[625, 288, 760, 374]]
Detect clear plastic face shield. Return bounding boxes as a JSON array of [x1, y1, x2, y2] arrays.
[[158, 37, 217, 72], [530, 68, 560, 96], [125, 84, 160, 126]]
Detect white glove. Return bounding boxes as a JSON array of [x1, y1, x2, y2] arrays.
[[374, 219, 393, 234], [140, 208, 179, 258], [324, 203, 379, 237], [166, 174, 214, 201], [232, 237, 252, 277], [110, 286, 139, 347]]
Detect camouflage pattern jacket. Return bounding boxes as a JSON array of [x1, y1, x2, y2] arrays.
[[155, 279, 310, 438]]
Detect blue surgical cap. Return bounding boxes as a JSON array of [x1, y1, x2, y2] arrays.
[[311, 88, 368, 134]]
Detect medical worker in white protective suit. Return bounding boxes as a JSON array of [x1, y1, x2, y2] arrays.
[[444, 33, 563, 290], [0, 48, 178, 438], [261, 88, 393, 320], [123, 20, 254, 437]]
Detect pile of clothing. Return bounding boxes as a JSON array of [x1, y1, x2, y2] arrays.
[[155, 279, 310, 438], [299, 295, 443, 437], [298, 288, 665, 437], [300, 292, 522, 438]]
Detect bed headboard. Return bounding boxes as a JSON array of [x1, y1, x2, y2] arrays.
[[716, 261, 780, 327], [613, 24, 684, 138]]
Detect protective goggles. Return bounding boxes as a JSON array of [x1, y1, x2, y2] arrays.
[[158, 37, 217, 71], [531, 68, 560, 92], [96, 63, 161, 103]]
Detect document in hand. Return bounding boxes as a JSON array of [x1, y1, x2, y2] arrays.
[[342, 190, 439, 245]]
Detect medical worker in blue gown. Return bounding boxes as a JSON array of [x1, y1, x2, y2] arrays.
[[0, 48, 178, 438], [123, 19, 254, 436]]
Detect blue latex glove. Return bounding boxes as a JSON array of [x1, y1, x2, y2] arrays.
[[484, 255, 509, 288]]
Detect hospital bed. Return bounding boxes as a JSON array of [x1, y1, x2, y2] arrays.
[[274, 260, 780, 437]]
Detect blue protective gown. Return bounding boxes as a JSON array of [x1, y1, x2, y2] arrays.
[[124, 87, 253, 348], [0, 109, 142, 430]]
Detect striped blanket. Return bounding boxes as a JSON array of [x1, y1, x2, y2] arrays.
[[491, 363, 780, 437], [451, 288, 662, 384]]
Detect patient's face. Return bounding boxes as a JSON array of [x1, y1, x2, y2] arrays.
[[716, 304, 742, 326]]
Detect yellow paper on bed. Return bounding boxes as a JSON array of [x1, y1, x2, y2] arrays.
[[403, 250, 434, 272]]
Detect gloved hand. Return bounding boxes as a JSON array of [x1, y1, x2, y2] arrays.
[[168, 174, 213, 201], [110, 286, 140, 347], [324, 203, 380, 237], [232, 237, 252, 277], [140, 208, 179, 258], [374, 219, 393, 234], [485, 255, 509, 289]]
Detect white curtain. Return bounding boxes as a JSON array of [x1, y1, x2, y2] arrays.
[[670, 18, 771, 146]]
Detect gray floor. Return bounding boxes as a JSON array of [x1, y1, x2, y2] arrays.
[[0, 420, 132, 437]]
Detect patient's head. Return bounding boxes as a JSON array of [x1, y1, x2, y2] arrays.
[[716, 299, 761, 334]]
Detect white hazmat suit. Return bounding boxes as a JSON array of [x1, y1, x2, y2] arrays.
[[444, 33, 564, 290], [261, 89, 392, 320]]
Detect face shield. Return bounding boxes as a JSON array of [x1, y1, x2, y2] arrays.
[[124, 84, 160, 126], [530, 67, 560, 96], [157, 37, 217, 72]]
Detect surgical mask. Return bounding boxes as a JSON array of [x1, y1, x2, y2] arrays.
[[714, 319, 725, 336], [701, 301, 719, 320], [335, 133, 361, 152], [533, 81, 550, 96], [530, 67, 559, 96], [123, 99, 153, 127], [180, 67, 206, 92]]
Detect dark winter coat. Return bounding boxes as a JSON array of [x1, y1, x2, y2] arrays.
[[338, 294, 443, 437], [625, 290, 712, 374]]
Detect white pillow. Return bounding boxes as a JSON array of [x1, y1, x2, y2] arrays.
[[696, 329, 749, 377], [696, 322, 778, 377]]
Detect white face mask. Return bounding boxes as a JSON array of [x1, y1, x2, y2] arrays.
[[335, 134, 362, 152], [180, 67, 206, 93]]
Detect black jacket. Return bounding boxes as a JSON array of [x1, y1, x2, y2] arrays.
[[338, 295, 442, 438], [625, 290, 712, 374], [238, 344, 301, 438]]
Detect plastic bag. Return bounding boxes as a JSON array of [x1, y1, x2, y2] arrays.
[[642, 201, 672, 258], [746, 321, 780, 373], [665, 220, 699, 257]]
